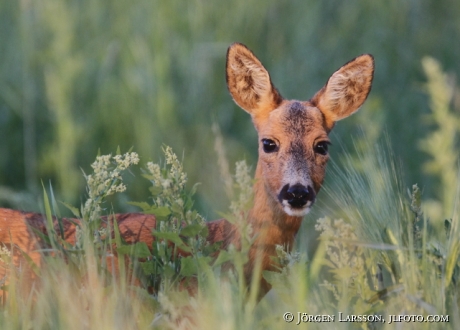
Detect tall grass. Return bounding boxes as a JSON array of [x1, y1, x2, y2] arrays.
[[1, 141, 459, 329], [419, 57, 460, 221], [2, 0, 460, 218]]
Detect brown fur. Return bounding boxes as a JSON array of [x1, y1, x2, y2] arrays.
[[0, 43, 374, 300]]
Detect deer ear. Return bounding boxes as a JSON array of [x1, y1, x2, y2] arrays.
[[311, 54, 374, 130], [226, 43, 283, 121]]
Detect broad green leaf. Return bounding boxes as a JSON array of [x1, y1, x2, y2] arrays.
[[117, 242, 152, 258], [212, 250, 233, 267], [170, 202, 183, 215], [149, 185, 163, 196], [200, 225, 209, 237], [163, 264, 176, 278], [180, 256, 198, 276], [140, 261, 155, 275], [197, 256, 213, 268], [128, 201, 153, 212], [180, 224, 204, 237], [59, 201, 81, 218], [185, 197, 194, 210], [148, 206, 171, 219], [153, 232, 184, 245], [203, 241, 223, 255], [153, 231, 192, 253]]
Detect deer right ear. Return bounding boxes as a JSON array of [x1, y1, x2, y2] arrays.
[[311, 54, 374, 131], [226, 43, 283, 121]]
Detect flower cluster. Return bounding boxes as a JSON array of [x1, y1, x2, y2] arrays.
[[83, 152, 139, 221], [0, 244, 12, 285], [146, 146, 187, 208], [143, 146, 206, 239], [0, 244, 11, 264]]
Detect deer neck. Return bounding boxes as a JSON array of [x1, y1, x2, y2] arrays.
[[248, 162, 303, 251]]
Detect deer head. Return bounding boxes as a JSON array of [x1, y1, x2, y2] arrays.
[[226, 43, 374, 217]]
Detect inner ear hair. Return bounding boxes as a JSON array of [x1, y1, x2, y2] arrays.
[[226, 43, 282, 118], [311, 54, 374, 130]]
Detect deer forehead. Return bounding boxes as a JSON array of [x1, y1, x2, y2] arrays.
[[258, 101, 328, 143]]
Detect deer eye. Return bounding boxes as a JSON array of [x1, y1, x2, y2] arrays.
[[262, 139, 278, 153], [314, 141, 330, 155]]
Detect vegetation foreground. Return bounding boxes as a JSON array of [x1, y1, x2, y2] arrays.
[[0, 137, 458, 329]]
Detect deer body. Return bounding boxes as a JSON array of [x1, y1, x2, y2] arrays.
[[0, 43, 374, 298]]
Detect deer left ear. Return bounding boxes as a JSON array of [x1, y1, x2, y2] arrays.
[[311, 54, 374, 131], [226, 43, 283, 122]]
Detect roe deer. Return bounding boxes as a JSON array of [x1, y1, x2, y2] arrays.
[[0, 43, 374, 299]]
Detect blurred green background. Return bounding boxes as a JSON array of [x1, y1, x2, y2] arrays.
[[1, 0, 459, 221]]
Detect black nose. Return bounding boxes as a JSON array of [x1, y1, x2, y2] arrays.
[[279, 184, 315, 208]]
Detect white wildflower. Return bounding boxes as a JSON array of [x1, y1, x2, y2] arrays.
[[147, 162, 161, 179], [161, 179, 171, 190], [0, 244, 11, 258], [83, 151, 140, 221]]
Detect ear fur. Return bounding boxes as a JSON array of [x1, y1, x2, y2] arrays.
[[226, 43, 283, 120], [311, 54, 374, 130]]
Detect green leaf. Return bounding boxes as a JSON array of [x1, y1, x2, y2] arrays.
[[113, 218, 126, 276], [200, 225, 209, 237], [170, 202, 184, 215], [147, 206, 171, 219], [445, 241, 460, 288], [59, 201, 81, 218], [212, 250, 233, 267], [153, 232, 183, 245], [153, 231, 192, 253], [203, 241, 223, 255], [149, 185, 163, 196], [190, 183, 201, 197], [128, 201, 153, 212], [48, 182, 61, 219], [140, 261, 156, 275], [31, 228, 52, 246], [180, 224, 204, 237], [117, 242, 152, 258], [41, 182, 58, 250], [263, 270, 283, 287], [197, 256, 214, 272], [141, 173, 155, 181], [163, 264, 176, 278], [180, 256, 198, 276], [18, 247, 41, 278]]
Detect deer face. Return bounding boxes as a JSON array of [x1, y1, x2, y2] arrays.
[[226, 43, 374, 217], [256, 100, 330, 216]]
